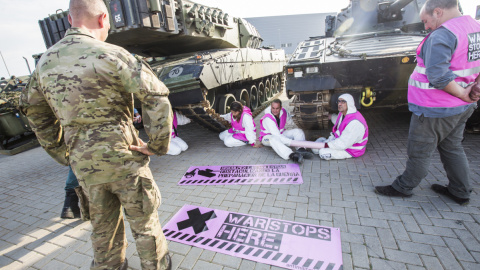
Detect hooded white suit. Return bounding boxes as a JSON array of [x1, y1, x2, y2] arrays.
[[312, 94, 367, 160]]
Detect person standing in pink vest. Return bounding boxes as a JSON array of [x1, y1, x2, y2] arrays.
[[219, 101, 256, 147], [167, 110, 191, 155], [312, 94, 368, 160], [376, 0, 480, 205], [259, 99, 312, 163]]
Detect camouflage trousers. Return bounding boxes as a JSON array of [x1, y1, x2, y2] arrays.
[[81, 176, 169, 269]]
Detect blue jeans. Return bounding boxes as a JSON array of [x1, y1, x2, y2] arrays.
[[65, 165, 79, 191]]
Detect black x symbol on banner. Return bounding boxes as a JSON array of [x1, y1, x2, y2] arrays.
[[177, 208, 217, 234]]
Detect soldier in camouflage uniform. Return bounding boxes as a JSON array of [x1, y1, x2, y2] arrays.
[[19, 0, 171, 269]]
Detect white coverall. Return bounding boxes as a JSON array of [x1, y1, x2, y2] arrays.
[[167, 111, 191, 155], [261, 106, 306, 160], [312, 94, 366, 160], [219, 112, 256, 147]]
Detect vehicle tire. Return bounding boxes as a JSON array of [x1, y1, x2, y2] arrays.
[[258, 82, 266, 104], [218, 94, 236, 114], [249, 85, 259, 111], [235, 88, 250, 107]]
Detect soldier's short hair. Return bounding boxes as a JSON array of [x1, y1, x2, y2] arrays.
[[271, 99, 282, 107], [69, 0, 108, 20], [424, 0, 458, 15]]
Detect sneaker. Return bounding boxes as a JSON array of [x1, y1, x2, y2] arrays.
[[431, 184, 470, 205], [297, 148, 314, 159], [289, 152, 304, 164], [374, 185, 412, 198]]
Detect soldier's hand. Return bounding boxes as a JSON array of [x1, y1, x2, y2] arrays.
[[129, 139, 155, 156]]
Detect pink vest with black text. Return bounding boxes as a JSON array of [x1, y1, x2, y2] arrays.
[[332, 112, 368, 157], [259, 108, 287, 141], [171, 112, 178, 138], [228, 106, 256, 144], [408, 16, 480, 109]]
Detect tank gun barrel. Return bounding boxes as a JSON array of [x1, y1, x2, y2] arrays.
[[378, 0, 415, 22], [389, 0, 415, 13]]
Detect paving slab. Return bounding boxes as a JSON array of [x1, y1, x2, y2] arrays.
[[0, 93, 479, 269]]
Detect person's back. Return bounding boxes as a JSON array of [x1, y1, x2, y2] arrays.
[[20, 1, 172, 268], [32, 27, 156, 184]]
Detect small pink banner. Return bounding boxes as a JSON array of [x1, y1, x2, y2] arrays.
[[163, 205, 343, 270], [178, 164, 303, 186]]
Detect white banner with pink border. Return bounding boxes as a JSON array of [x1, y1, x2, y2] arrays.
[[163, 205, 343, 270]]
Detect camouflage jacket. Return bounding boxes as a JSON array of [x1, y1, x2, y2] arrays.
[[20, 28, 172, 185]]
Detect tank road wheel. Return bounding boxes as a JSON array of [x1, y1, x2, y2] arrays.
[[235, 88, 250, 107], [264, 79, 272, 98], [218, 94, 236, 114], [272, 75, 279, 94], [249, 85, 259, 111], [258, 82, 266, 104]]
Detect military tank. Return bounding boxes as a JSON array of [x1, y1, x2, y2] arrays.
[[38, 0, 285, 132], [285, 0, 432, 130], [0, 76, 39, 155]]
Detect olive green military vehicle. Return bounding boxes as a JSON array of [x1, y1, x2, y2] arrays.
[[0, 76, 38, 155], [39, 0, 286, 132], [285, 0, 479, 132]]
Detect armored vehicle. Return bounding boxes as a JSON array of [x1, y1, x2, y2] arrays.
[[286, 0, 432, 130], [0, 76, 39, 155], [38, 0, 285, 132]]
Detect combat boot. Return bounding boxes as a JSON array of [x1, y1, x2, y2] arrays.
[[91, 258, 127, 270], [289, 152, 304, 164], [60, 189, 81, 219]]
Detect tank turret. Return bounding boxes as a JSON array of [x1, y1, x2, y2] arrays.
[[37, 0, 285, 132]]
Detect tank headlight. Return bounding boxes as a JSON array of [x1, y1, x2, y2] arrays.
[[306, 67, 319, 73], [287, 68, 294, 74]]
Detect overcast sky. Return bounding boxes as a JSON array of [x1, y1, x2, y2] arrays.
[[0, 0, 477, 78]]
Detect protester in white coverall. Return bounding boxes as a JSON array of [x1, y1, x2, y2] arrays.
[[167, 110, 191, 155], [312, 94, 368, 160], [259, 99, 312, 163], [219, 101, 257, 147]]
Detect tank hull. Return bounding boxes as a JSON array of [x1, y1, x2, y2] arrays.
[[286, 32, 425, 130], [150, 48, 286, 131]]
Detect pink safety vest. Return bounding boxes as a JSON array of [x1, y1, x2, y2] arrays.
[[408, 16, 480, 109], [332, 112, 368, 157], [171, 112, 178, 138], [259, 108, 287, 141], [228, 106, 256, 144]]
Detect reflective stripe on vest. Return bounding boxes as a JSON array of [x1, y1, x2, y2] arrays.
[[259, 108, 287, 141], [229, 106, 256, 142], [408, 16, 480, 109]]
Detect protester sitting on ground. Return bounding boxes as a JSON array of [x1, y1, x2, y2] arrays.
[[259, 99, 312, 163], [312, 93, 368, 160], [167, 110, 191, 155], [219, 101, 256, 147]]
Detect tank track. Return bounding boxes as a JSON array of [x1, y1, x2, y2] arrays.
[[177, 77, 285, 133]]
